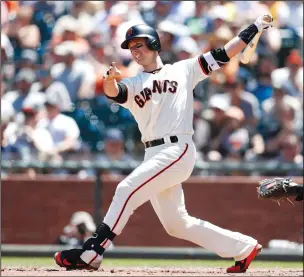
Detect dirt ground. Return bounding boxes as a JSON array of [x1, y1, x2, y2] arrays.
[[1, 267, 303, 276]]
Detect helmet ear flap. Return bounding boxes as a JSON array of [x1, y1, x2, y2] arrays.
[[147, 39, 161, 52]]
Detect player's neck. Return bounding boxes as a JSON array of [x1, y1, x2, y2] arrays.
[[143, 56, 164, 73]]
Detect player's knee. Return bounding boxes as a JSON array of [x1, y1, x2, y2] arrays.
[[163, 214, 199, 238], [114, 182, 133, 201], [113, 182, 140, 208], [162, 217, 189, 238]]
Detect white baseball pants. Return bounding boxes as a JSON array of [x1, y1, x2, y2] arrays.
[[102, 135, 257, 260]]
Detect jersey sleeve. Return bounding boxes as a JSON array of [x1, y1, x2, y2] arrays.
[[174, 56, 209, 90], [175, 48, 230, 89]]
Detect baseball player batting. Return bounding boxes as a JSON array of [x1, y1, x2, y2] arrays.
[[55, 15, 273, 273]]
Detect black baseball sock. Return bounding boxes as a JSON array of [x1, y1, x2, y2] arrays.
[[82, 222, 116, 256]]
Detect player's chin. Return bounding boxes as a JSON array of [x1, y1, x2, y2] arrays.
[[134, 59, 144, 65]]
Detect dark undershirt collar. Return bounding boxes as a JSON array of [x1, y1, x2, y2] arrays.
[[144, 67, 163, 74]]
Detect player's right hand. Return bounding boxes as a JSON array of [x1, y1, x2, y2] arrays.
[[104, 62, 122, 81], [254, 14, 273, 32]]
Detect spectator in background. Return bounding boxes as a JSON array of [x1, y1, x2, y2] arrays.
[[271, 50, 303, 99], [193, 94, 229, 159], [208, 4, 231, 34], [140, 1, 174, 29], [165, 1, 195, 25], [93, 1, 118, 35], [185, 1, 213, 44], [2, 69, 37, 113], [16, 49, 40, 72], [260, 83, 302, 159], [1, 73, 6, 97], [1, 1, 10, 27], [31, 0, 57, 50], [261, 80, 302, 135], [157, 20, 188, 64], [5, 5, 40, 60], [275, 4, 302, 68], [249, 55, 277, 104], [223, 76, 261, 132], [51, 15, 90, 56], [206, 106, 250, 162], [45, 82, 72, 113], [107, 14, 125, 44], [30, 69, 55, 93], [174, 36, 200, 61], [287, 1, 303, 38], [86, 40, 110, 96], [264, 134, 303, 177], [209, 77, 265, 161], [252, 2, 282, 57], [30, 69, 72, 112], [275, 134, 303, 176], [102, 13, 130, 65], [1, 33, 15, 83], [1, 33, 14, 64], [1, 99, 20, 168], [37, 92, 81, 162], [55, 211, 96, 247], [51, 40, 96, 102], [96, 128, 135, 177], [13, 103, 54, 165]]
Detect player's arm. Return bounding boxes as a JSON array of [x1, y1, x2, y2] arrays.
[[198, 15, 273, 75], [103, 62, 128, 104]]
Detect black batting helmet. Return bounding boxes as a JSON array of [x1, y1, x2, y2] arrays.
[[121, 24, 161, 52]]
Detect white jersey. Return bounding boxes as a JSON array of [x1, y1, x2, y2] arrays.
[[120, 56, 208, 143]]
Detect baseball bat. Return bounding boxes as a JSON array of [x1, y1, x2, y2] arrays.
[[239, 31, 262, 64], [240, 14, 273, 64]]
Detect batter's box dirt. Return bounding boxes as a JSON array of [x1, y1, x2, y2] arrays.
[[1, 267, 303, 276]]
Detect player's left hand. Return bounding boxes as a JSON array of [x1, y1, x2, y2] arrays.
[[104, 62, 121, 81], [254, 14, 274, 32]]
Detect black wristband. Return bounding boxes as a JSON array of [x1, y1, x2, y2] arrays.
[[105, 82, 128, 104], [238, 24, 259, 44]]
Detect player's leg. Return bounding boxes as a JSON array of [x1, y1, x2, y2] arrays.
[[55, 140, 196, 270], [150, 184, 261, 272], [102, 142, 194, 236]]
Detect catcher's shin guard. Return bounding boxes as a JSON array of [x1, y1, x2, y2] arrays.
[[226, 244, 262, 273]]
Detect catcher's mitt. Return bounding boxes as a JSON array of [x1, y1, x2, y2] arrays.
[[257, 178, 303, 205]]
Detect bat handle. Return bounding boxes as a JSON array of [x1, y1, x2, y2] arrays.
[[240, 31, 262, 64]]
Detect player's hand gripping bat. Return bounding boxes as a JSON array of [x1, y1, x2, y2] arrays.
[[240, 14, 273, 64]]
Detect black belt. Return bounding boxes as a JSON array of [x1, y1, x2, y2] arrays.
[[145, 136, 178, 148]]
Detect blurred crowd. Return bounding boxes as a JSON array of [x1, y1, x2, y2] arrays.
[[1, 1, 303, 177]]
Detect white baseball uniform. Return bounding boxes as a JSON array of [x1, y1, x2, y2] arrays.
[[100, 55, 257, 261]]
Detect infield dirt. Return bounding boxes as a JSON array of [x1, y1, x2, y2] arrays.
[[2, 266, 303, 276]]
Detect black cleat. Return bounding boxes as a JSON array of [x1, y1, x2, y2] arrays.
[[54, 249, 98, 271]]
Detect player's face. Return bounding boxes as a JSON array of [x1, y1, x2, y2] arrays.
[[128, 38, 155, 66]]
